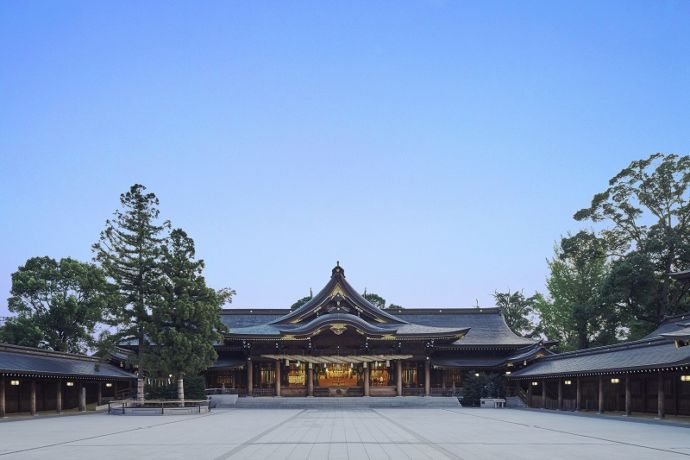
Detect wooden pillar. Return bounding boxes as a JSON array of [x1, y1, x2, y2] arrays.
[[674, 374, 680, 416], [0, 377, 5, 418], [97, 382, 102, 405], [657, 372, 665, 419], [307, 365, 314, 396], [30, 380, 37, 416], [625, 375, 631, 416], [56, 381, 62, 414], [575, 377, 581, 411], [396, 360, 403, 396], [275, 360, 281, 397], [598, 375, 604, 414], [542, 379, 547, 409], [557, 379, 563, 411], [246, 360, 253, 396], [643, 377, 648, 413], [527, 382, 533, 407], [424, 360, 431, 396], [364, 364, 370, 396], [79, 383, 86, 412]]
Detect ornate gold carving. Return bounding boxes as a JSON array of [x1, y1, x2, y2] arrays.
[[329, 283, 347, 298], [330, 323, 347, 335]]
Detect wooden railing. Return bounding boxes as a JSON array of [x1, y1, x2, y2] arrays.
[[107, 399, 210, 415]]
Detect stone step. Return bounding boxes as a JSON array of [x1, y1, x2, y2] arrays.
[[232, 396, 460, 409]]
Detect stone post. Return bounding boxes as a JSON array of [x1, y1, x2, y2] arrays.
[[424, 360, 431, 396], [575, 377, 581, 411], [0, 378, 5, 418], [247, 360, 253, 396], [364, 364, 370, 396], [598, 375, 604, 414], [307, 364, 314, 396], [275, 360, 281, 397], [657, 372, 665, 419], [177, 377, 185, 406], [30, 380, 37, 416], [79, 383, 86, 412], [56, 381, 62, 414], [136, 377, 145, 404], [396, 360, 403, 396], [625, 375, 631, 416]]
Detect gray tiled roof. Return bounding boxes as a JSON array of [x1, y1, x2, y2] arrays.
[[0, 344, 136, 379], [220, 307, 532, 346], [395, 309, 535, 346], [510, 313, 690, 378], [220, 310, 287, 330], [510, 338, 690, 378]]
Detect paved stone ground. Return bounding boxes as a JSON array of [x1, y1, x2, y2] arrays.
[[1, 408, 690, 459]]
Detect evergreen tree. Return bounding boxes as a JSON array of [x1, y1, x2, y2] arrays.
[[5, 256, 111, 353], [93, 184, 170, 402], [146, 229, 232, 400]]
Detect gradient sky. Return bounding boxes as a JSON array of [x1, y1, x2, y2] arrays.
[[1, 1, 689, 316]]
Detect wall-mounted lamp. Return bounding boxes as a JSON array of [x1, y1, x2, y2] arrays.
[[66, 381, 75, 387], [564, 380, 572, 385], [10, 380, 19, 386], [531, 381, 539, 386], [610, 378, 620, 384], [105, 383, 113, 388], [680, 375, 690, 382]]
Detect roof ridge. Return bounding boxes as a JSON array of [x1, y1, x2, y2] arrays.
[[540, 336, 669, 360], [0, 343, 100, 363]]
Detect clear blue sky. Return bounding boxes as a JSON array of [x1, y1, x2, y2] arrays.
[[1, 1, 689, 315]]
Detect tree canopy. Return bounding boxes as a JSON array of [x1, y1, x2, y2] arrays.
[[493, 290, 539, 338], [4, 256, 112, 353], [535, 232, 615, 350], [574, 153, 690, 334], [146, 229, 231, 384], [93, 184, 170, 384]]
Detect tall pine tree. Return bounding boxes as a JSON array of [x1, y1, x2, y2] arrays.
[[147, 229, 232, 401], [93, 184, 170, 402]]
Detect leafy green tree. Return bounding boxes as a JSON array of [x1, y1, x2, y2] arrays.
[[93, 184, 170, 402], [535, 232, 615, 350], [363, 291, 386, 309], [4, 257, 112, 353], [574, 153, 690, 331], [0, 316, 43, 348], [290, 289, 312, 310], [493, 290, 539, 337], [146, 229, 232, 400]]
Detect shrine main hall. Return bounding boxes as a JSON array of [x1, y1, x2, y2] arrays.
[[206, 263, 547, 397]]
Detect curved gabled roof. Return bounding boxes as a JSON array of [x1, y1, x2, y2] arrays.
[[272, 263, 407, 326], [224, 264, 469, 341]]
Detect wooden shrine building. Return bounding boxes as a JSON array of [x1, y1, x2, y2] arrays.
[[509, 269, 690, 418], [0, 343, 136, 417], [208, 263, 549, 397]]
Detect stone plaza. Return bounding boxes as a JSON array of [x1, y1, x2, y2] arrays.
[[1, 408, 689, 459]]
